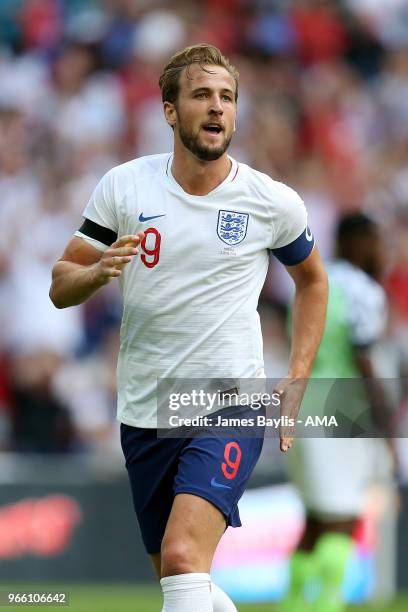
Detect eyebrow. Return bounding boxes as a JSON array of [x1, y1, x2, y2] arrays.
[[191, 86, 234, 96]]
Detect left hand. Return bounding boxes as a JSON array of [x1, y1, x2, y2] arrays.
[[274, 377, 309, 452]]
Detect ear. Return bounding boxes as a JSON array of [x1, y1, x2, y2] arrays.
[[164, 101, 177, 128]]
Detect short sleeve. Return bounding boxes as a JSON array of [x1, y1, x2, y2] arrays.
[[270, 184, 314, 265], [74, 169, 118, 251]]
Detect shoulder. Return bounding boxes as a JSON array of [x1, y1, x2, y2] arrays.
[[238, 163, 304, 209], [330, 261, 386, 310], [101, 153, 170, 202], [108, 153, 170, 184], [329, 261, 387, 344]]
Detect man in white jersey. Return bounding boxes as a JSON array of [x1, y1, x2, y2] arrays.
[[50, 44, 328, 612]]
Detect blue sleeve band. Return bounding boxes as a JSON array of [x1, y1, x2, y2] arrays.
[[271, 227, 315, 266]]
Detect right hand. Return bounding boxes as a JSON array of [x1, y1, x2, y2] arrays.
[[93, 233, 145, 284]]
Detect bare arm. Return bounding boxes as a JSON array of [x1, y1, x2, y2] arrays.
[[49, 233, 144, 309], [277, 248, 328, 451], [286, 248, 328, 378], [355, 347, 389, 428], [355, 347, 398, 469]]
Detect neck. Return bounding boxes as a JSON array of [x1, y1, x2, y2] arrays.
[[171, 138, 231, 196]]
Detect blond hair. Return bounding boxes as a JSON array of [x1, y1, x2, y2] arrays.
[[159, 43, 239, 104]]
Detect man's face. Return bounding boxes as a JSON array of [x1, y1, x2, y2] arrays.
[[352, 230, 384, 279], [365, 232, 385, 279], [165, 63, 237, 161]]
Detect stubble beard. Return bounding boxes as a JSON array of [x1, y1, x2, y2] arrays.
[[177, 122, 232, 161]]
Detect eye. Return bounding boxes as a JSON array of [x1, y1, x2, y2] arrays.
[[195, 92, 208, 99], [222, 95, 233, 102]]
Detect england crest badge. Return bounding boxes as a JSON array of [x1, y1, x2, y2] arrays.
[[217, 210, 249, 246]]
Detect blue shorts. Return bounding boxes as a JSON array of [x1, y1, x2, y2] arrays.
[[120, 409, 264, 554]]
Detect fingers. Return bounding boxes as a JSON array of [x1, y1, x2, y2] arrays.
[[276, 379, 299, 453], [273, 377, 287, 398], [274, 387, 284, 399], [104, 234, 145, 269], [280, 437, 293, 453], [100, 253, 133, 277], [107, 268, 121, 278], [111, 233, 145, 249], [110, 246, 137, 258], [105, 251, 134, 274], [111, 254, 133, 267], [97, 233, 145, 283]]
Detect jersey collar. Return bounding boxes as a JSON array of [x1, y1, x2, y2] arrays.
[[165, 154, 239, 199]]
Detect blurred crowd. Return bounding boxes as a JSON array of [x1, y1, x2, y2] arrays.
[[1, 0, 408, 458]]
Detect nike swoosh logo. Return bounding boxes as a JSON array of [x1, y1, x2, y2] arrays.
[[211, 477, 232, 490], [139, 213, 166, 222], [306, 227, 314, 242]]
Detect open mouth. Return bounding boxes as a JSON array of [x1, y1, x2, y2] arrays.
[[202, 124, 223, 134]]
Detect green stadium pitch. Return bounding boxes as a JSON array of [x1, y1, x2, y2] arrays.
[[1, 585, 408, 611], [76, 586, 408, 612]]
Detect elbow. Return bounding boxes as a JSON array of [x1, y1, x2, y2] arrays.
[[322, 269, 329, 297], [320, 268, 329, 294], [297, 267, 328, 294], [49, 285, 65, 309], [317, 271, 329, 310], [49, 262, 68, 308], [313, 265, 329, 294]]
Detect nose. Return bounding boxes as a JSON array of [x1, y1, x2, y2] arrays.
[[209, 94, 223, 114]]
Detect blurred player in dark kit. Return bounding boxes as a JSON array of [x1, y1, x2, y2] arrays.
[[281, 213, 396, 612]]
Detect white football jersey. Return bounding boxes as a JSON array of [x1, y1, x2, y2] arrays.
[[75, 153, 313, 427]]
